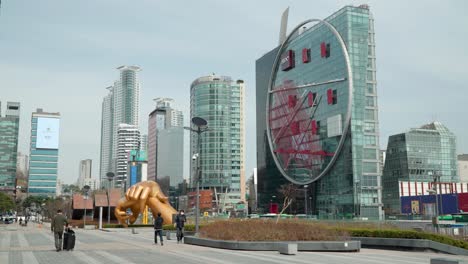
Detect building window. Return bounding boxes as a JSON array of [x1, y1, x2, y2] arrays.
[[307, 92, 316, 107], [302, 48, 311, 63], [321, 42, 330, 58], [327, 89, 337, 105]]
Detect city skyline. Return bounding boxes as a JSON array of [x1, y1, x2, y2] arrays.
[[1, 0, 467, 184]]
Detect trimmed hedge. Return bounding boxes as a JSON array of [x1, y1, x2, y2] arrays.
[[163, 224, 197, 231], [348, 228, 468, 250], [102, 223, 197, 231], [102, 224, 153, 228]]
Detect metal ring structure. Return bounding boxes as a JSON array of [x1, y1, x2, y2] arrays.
[[265, 18, 353, 185]]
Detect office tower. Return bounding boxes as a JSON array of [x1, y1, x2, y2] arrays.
[[157, 127, 184, 188], [99, 66, 141, 187], [147, 98, 184, 188], [28, 108, 60, 197], [115, 124, 140, 189], [77, 159, 92, 189], [0, 102, 20, 193], [256, 5, 382, 219], [382, 121, 459, 214], [459, 154, 468, 182], [190, 75, 246, 212]]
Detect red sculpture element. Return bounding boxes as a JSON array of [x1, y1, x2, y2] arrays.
[[269, 80, 331, 176]]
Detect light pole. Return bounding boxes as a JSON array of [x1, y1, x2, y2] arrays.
[[184, 117, 209, 235], [106, 172, 114, 224], [304, 185, 308, 215], [82, 185, 90, 228], [428, 174, 441, 233]]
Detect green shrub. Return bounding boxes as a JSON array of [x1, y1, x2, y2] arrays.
[[102, 224, 153, 228], [163, 224, 197, 231]]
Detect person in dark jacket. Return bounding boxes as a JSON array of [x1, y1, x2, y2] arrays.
[[154, 213, 164, 245], [175, 210, 186, 243], [51, 209, 68, 251]]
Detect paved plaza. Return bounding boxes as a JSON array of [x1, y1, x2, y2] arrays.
[[1, 222, 467, 264]]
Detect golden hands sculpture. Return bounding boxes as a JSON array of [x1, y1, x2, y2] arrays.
[[114, 181, 177, 227]]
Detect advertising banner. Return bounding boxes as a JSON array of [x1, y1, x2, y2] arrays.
[[36, 117, 60, 149]]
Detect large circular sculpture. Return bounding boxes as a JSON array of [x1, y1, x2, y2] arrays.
[[266, 19, 353, 185]]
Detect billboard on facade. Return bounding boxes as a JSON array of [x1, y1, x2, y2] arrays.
[[36, 117, 60, 149]]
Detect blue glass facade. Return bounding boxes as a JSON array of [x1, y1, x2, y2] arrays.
[[0, 103, 20, 191], [190, 75, 246, 210], [256, 5, 382, 219], [28, 112, 60, 197], [382, 122, 459, 214]]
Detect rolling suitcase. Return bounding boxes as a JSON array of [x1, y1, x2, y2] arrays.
[[63, 228, 75, 251]]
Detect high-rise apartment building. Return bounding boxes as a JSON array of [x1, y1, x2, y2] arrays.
[[115, 124, 140, 189], [190, 75, 246, 212], [0, 102, 20, 192], [28, 109, 60, 197], [99, 66, 141, 187], [147, 98, 184, 190], [140, 134, 148, 152], [99, 86, 114, 187], [256, 5, 382, 219], [382, 121, 459, 214], [77, 159, 92, 189]]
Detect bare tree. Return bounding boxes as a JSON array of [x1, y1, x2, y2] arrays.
[[276, 183, 296, 223]]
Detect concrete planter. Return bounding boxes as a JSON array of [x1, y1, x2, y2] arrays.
[[352, 237, 468, 256], [184, 236, 360, 252]]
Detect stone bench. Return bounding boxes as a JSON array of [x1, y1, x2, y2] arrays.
[[166, 231, 177, 240], [277, 243, 297, 255]]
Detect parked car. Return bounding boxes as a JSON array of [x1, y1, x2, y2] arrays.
[[4, 218, 14, 224]]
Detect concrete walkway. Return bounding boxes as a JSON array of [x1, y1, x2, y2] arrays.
[[1, 222, 467, 264]]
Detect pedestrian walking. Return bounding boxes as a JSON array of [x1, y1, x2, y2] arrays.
[[154, 212, 164, 246], [51, 209, 68, 252], [175, 210, 186, 243]]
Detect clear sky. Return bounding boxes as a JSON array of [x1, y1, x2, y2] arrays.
[[1, 0, 467, 185]]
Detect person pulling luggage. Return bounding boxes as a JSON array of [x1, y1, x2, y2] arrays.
[[51, 209, 68, 252]]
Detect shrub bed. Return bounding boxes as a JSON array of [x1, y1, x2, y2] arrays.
[[348, 228, 468, 250], [163, 224, 197, 231], [199, 219, 349, 241], [101, 223, 197, 230]]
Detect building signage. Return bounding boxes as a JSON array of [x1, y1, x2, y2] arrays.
[[281, 50, 295, 71]]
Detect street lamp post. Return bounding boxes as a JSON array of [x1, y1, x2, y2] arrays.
[[83, 185, 90, 228], [184, 117, 209, 235], [106, 172, 114, 224]]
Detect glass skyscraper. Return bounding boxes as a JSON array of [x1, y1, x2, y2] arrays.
[[256, 5, 382, 219], [28, 109, 60, 197], [0, 102, 20, 192], [190, 75, 246, 212], [382, 121, 459, 214]]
